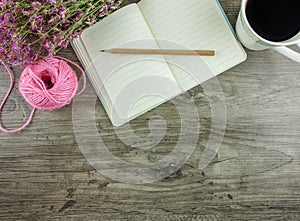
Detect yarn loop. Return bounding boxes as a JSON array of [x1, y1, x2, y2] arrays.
[[19, 57, 80, 110], [0, 56, 86, 133]]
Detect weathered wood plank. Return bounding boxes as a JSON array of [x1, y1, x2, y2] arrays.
[[0, 0, 299, 220]]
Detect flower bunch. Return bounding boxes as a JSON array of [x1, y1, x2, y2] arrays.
[[0, 0, 123, 66]]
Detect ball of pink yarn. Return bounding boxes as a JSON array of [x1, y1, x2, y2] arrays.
[[19, 57, 78, 110]]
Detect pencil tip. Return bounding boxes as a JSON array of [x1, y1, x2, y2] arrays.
[[100, 50, 105, 52]]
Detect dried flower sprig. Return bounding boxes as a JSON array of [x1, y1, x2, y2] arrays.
[[0, 0, 123, 66]]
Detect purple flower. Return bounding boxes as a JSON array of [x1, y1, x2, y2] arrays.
[[32, 2, 42, 7], [0, 0, 124, 66]]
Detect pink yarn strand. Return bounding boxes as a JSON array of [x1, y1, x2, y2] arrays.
[[0, 56, 86, 133], [19, 56, 86, 111], [54, 56, 86, 95], [0, 61, 36, 133]]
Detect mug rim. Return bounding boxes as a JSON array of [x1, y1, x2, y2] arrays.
[[241, 0, 300, 46]]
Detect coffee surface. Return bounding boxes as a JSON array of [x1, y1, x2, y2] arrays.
[[246, 0, 300, 42]]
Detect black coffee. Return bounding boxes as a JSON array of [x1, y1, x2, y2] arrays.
[[246, 0, 300, 42]]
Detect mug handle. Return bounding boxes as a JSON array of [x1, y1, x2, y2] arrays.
[[273, 45, 300, 63]]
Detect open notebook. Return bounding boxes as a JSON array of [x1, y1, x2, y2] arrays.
[[72, 0, 247, 126]]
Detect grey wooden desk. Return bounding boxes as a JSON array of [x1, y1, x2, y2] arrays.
[[0, 0, 299, 220]]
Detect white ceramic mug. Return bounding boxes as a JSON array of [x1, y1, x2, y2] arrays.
[[236, 0, 300, 63]]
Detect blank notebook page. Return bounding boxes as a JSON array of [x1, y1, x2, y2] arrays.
[[138, 0, 247, 90], [80, 4, 181, 125]]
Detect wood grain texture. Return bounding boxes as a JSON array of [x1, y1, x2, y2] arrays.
[[0, 0, 300, 220]]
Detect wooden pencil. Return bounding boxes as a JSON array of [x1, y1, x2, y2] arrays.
[[101, 48, 215, 56]]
